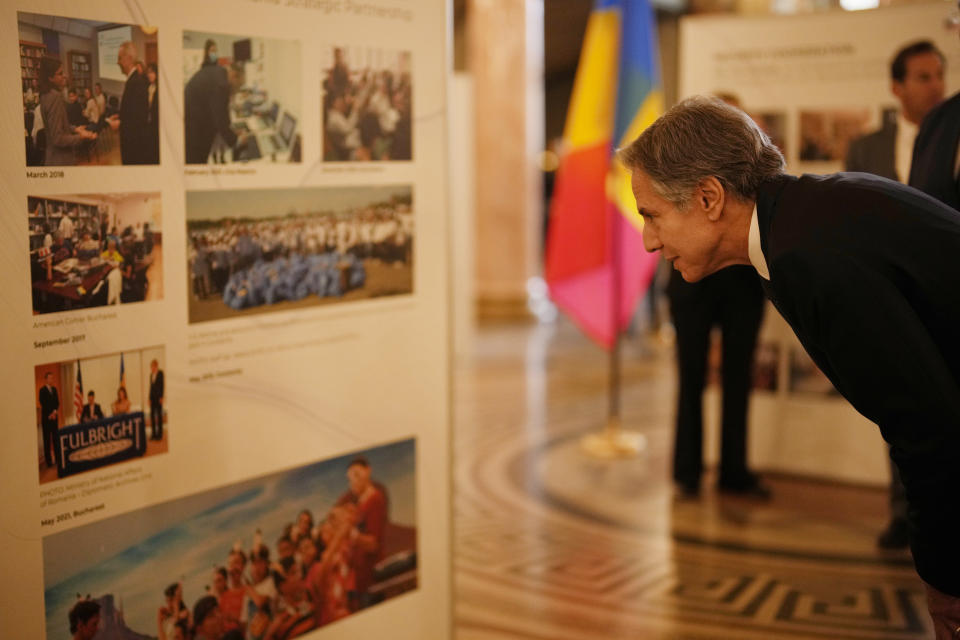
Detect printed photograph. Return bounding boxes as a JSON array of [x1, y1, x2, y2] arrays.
[[29, 193, 162, 314], [19, 12, 159, 166], [43, 439, 417, 640], [751, 111, 787, 158], [798, 109, 870, 162], [35, 346, 167, 484], [183, 31, 301, 164], [788, 347, 840, 396], [322, 46, 412, 161], [186, 185, 413, 324]]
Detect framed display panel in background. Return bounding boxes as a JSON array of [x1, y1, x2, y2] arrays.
[[0, 2, 451, 639], [679, 2, 960, 484]]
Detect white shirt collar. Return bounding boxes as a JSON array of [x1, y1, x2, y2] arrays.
[[895, 111, 918, 183], [748, 204, 769, 280], [126, 66, 137, 80]]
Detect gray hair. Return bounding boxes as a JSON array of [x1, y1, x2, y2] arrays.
[[118, 41, 137, 60], [618, 95, 785, 209]]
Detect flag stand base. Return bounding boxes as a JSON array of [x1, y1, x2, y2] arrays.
[[580, 418, 646, 459]]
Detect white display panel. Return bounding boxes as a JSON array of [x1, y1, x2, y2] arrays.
[[2, 1, 450, 638]]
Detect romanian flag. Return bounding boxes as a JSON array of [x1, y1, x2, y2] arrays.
[[545, 0, 663, 348]]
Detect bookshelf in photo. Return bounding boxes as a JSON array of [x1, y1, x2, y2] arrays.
[[68, 50, 92, 93], [20, 40, 45, 101], [28, 196, 101, 251]]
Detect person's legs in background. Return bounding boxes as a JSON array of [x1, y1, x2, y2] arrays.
[[668, 273, 714, 497], [715, 266, 767, 496]]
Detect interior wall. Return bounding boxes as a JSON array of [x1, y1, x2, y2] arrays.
[[19, 23, 43, 43], [115, 194, 161, 230], [262, 39, 301, 120]]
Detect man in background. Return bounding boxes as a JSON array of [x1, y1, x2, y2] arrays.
[[149, 359, 165, 441], [65, 89, 85, 127], [844, 39, 945, 550], [38, 372, 59, 468], [847, 40, 944, 181], [336, 457, 387, 609], [107, 41, 153, 164], [911, 40, 960, 210], [184, 40, 244, 164], [80, 390, 103, 423]]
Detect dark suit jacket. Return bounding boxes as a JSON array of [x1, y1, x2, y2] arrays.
[[184, 63, 237, 164], [755, 172, 960, 595], [844, 124, 897, 181], [81, 403, 104, 422], [119, 69, 152, 164], [38, 385, 59, 423], [150, 370, 164, 405], [145, 83, 159, 164], [909, 91, 960, 210]]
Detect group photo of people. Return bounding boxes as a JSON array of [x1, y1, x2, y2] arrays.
[[28, 193, 163, 314], [35, 346, 167, 484], [19, 12, 159, 166], [183, 31, 301, 164], [44, 440, 417, 640], [322, 46, 412, 161], [186, 185, 413, 323]]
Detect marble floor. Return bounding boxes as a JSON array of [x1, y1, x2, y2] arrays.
[[453, 320, 928, 640]]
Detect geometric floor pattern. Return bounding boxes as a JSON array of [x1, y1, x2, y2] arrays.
[[454, 321, 931, 639]]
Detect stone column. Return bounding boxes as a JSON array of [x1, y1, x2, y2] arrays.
[[467, 0, 544, 320]]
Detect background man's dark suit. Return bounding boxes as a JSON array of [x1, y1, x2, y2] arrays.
[[755, 171, 960, 597], [845, 122, 898, 181], [668, 266, 765, 492], [38, 383, 59, 468], [184, 62, 238, 164], [844, 118, 908, 545], [910, 91, 960, 210], [119, 69, 152, 165], [150, 368, 165, 440]]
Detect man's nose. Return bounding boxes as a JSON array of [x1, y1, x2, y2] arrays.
[[642, 226, 661, 253]]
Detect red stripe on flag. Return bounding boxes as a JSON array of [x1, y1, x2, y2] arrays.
[[545, 143, 611, 282], [73, 363, 83, 420]]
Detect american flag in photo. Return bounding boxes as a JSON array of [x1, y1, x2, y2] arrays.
[[73, 360, 83, 420]]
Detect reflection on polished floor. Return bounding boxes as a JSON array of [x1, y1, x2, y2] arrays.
[[454, 320, 928, 640]]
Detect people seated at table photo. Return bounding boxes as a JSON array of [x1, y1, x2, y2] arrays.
[[322, 50, 412, 161], [29, 195, 163, 314]]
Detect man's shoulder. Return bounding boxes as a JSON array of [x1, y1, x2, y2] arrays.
[[850, 124, 894, 149], [918, 91, 960, 138]]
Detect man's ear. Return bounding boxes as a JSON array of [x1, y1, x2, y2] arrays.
[[891, 80, 904, 102], [697, 176, 725, 221]]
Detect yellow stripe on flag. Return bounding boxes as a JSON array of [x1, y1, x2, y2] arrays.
[[563, 10, 620, 149], [607, 90, 664, 232]]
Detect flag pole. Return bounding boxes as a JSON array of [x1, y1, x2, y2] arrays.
[[581, 202, 646, 459]]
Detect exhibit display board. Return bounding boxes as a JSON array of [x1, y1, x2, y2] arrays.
[[1, 1, 451, 638], [680, 3, 960, 484]]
